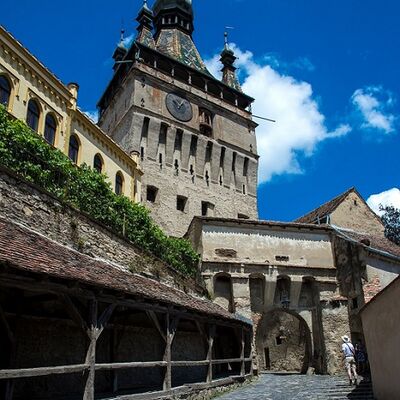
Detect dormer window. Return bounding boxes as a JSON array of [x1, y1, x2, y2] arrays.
[[199, 108, 213, 136]]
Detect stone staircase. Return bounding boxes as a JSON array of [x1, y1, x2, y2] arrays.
[[320, 378, 375, 400]]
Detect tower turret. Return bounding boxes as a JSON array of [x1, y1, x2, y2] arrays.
[[220, 32, 243, 93], [153, 0, 194, 36], [112, 30, 128, 71], [136, 0, 156, 48]]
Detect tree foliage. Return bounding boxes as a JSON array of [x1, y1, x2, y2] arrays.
[[380, 205, 400, 245], [0, 106, 199, 277]]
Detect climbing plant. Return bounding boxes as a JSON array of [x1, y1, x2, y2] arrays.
[[0, 105, 199, 277]]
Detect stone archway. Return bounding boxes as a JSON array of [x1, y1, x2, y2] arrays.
[[256, 308, 312, 374]]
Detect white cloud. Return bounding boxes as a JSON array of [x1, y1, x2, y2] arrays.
[[352, 86, 396, 134], [205, 45, 351, 183], [367, 188, 400, 216], [83, 110, 99, 124]]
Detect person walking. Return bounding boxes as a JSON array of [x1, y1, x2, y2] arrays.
[[342, 335, 358, 386]]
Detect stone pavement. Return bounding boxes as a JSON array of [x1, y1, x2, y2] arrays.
[[215, 374, 374, 400]]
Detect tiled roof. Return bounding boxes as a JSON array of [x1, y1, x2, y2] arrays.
[[295, 188, 356, 224], [336, 228, 400, 260], [155, 29, 211, 75], [0, 218, 245, 324]]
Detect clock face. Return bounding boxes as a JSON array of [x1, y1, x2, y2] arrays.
[[166, 93, 193, 122]]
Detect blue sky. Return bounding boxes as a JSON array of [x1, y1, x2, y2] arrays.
[[2, 0, 399, 221]]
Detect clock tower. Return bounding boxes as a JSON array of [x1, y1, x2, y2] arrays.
[[98, 0, 259, 237]]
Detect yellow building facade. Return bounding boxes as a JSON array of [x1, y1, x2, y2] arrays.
[[0, 25, 142, 202]]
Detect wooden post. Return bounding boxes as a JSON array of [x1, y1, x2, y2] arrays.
[[162, 314, 179, 391], [240, 327, 245, 377], [83, 300, 98, 400], [207, 325, 216, 383]]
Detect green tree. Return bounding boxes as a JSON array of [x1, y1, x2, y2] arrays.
[[381, 205, 400, 245]]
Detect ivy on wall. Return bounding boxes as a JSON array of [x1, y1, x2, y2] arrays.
[[0, 106, 199, 277]]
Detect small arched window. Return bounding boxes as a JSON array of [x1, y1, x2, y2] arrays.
[[93, 154, 103, 173], [68, 135, 80, 164], [115, 172, 124, 195], [44, 114, 57, 145], [0, 75, 11, 107], [26, 99, 40, 132]]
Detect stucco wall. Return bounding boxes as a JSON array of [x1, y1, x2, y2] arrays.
[[361, 278, 400, 400], [202, 224, 335, 269]]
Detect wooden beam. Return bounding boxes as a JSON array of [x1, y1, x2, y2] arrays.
[[146, 311, 166, 342], [0, 364, 88, 380], [0, 304, 14, 344], [96, 361, 168, 371], [59, 294, 88, 334], [97, 304, 116, 338]]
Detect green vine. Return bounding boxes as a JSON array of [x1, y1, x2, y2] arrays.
[[0, 106, 199, 277]]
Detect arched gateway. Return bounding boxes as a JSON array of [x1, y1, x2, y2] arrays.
[[256, 309, 313, 373]]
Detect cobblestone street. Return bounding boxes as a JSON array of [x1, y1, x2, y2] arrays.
[[216, 374, 374, 400]]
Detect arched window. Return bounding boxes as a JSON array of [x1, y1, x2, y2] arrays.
[[26, 99, 40, 132], [0, 75, 11, 107], [44, 114, 57, 145], [93, 154, 103, 173], [68, 135, 80, 164], [115, 172, 124, 195]]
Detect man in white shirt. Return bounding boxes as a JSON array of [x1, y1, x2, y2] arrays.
[[342, 335, 358, 386]]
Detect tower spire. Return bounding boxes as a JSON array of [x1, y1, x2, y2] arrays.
[[112, 28, 128, 72], [220, 30, 243, 93], [136, 0, 156, 48]]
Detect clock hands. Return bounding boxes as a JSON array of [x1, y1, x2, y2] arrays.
[[173, 99, 185, 110]]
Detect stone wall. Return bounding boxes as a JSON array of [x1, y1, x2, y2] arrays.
[[0, 167, 204, 295]]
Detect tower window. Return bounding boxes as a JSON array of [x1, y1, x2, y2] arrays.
[[93, 154, 103, 173], [147, 186, 158, 203], [159, 153, 163, 165], [232, 152, 237, 172], [243, 157, 249, 177], [201, 201, 214, 217], [68, 134, 80, 164], [174, 129, 183, 151], [190, 135, 198, 156], [205, 142, 213, 163], [141, 117, 150, 138], [220, 147, 226, 168], [199, 108, 213, 136], [159, 123, 168, 144], [26, 99, 40, 132], [0, 75, 11, 107], [140, 146, 145, 160], [44, 114, 57, 146], [177, 196, 187, 212], [115, 172, 124, 195]]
